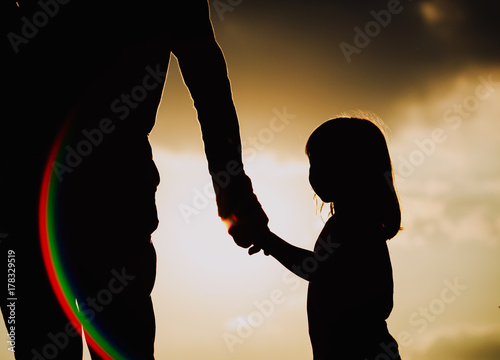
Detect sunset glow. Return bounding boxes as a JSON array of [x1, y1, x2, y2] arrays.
[[2, 2, 499, 360]]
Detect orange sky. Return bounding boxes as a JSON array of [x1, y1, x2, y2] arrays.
[[2, 1, 500, 359], [147, 2, 500, 359]]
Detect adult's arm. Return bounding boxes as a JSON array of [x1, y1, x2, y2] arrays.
[[171, 1, 268, 247]]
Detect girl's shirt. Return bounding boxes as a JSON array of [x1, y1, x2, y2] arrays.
[[307, 215, 395, 332]]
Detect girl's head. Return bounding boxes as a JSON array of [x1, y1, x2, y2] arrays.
[[305, 117, 401, 240]]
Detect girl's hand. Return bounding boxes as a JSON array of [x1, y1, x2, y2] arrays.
[[227, 216, 270, 255]]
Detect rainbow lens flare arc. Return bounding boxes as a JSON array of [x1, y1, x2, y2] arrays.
[[38, 117, 127, 360]]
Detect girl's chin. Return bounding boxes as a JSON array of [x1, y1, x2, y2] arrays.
[[316, 193, 334, 203]]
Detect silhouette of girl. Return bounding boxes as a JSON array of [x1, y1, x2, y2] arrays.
[[259, 117, 402, 359]]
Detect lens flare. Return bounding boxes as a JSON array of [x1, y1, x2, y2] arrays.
[[38, 114, 127, 360], [222, 213, 238, 230]]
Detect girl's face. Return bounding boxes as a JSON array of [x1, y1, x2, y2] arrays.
[[308, 152, 336, 203]]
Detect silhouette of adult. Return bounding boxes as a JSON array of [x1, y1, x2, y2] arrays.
[[1, 1, 267, 359]]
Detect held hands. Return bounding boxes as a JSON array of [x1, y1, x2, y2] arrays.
[[222, 195, 271, 255], [226, 214, 271, 255], [213, 172, 270, 255]]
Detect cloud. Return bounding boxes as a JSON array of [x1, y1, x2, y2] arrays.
[[387, 66, 500, 246], [418, 0, 467, 39], [415, 326, 500, 360], [416, 0, 500, 62], [223, 0, 500, 120]]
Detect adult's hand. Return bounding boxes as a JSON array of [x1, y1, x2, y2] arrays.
[[224, 194, 270, 255]]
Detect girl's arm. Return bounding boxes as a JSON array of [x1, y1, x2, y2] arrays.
[[262, 232, 318, 281]]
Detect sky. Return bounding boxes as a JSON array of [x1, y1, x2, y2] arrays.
[[2, 1, 500, 359]]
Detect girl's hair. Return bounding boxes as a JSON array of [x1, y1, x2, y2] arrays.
[[305, 116, 401, 240]]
